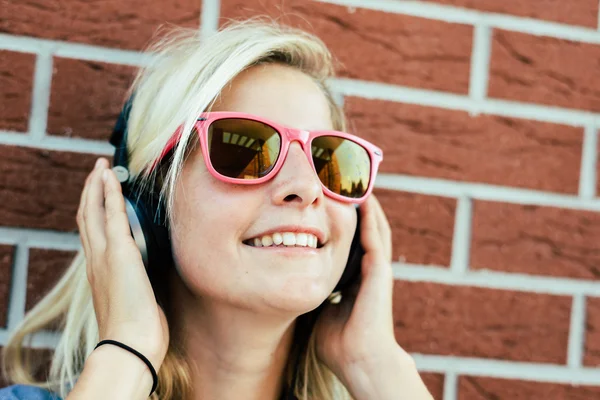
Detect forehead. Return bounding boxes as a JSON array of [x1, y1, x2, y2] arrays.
[[211, 63, 333, 131]]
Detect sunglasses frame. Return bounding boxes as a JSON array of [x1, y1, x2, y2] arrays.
[[157, 111, 384, 204]]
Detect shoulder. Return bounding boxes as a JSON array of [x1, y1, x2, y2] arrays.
[[0, 384, 62, 400]]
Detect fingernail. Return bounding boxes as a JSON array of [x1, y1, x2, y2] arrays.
[[102, 169, 109, 182], [95, 158, 104, 169]]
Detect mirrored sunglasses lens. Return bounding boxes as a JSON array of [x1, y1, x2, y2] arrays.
[[311, 136, 371, 198], [207, 118, 281, 179]]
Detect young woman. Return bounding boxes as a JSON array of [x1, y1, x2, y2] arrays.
[[1, 20, 433, 400]]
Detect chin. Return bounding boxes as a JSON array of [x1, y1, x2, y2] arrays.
[[265, 283, 332, 314]]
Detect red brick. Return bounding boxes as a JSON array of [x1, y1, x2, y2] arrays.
[[26, 249, 75, 312], [489, 30, 600, 112], [393, 281, 571, 363], [0, 146, 98, 231], [0, 51, 35, 133], [48, 58, 136, 140], [585, 297, 600, 367], [0, 245, 15, 329], [1, 0, 202, 51], [31, 348, 54, 382], [375, 189, 455, 266], [346, 97, 583, 194], [221, 0, 473, 93], [459, 376, 600, 399], [421, 0, 598, 28], [421, 373, 445, 400], [471, 201, 600, 280], [596, 139, 600, 196]]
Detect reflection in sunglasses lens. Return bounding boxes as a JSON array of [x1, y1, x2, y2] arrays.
[[311, 136, 371, 198], [208, 119, 281, 179]]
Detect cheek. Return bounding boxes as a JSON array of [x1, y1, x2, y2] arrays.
[[328, 204, 359, 274], [171, 218, 250, 303], [168, 158, 263, 298], [169, 192, 240, 292]]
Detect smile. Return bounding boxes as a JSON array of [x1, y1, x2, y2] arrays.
[[242, 232, 324, 249]]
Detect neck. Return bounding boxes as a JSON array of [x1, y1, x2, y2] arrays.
[[166, 271, 298, 400]]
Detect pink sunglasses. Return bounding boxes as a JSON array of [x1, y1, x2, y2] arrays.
[[155, 112, 383, 203]]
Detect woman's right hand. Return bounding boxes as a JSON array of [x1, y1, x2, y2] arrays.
[[76, 157, 170, 372]]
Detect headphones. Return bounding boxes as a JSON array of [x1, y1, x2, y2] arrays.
[[108, 97, 173, 298]]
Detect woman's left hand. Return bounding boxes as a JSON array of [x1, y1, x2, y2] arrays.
[[313, 194, 432, 400]]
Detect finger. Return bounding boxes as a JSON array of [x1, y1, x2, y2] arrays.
[[102, 168, 139, 260], [352, 197, 394, 317], [365, 195, 394, 288], [370, 194, 393, 262], [84, 158, 109, 260], [359, 196, 387, 264], [77, 166, 96, 260]]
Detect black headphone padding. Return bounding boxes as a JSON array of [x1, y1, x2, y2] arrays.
[[110, 97, 173, 298]]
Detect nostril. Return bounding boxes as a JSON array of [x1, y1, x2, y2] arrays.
[[283, 194, 299, 202]]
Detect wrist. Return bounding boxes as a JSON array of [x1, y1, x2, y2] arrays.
[[87, 344, 155, 397], [341, 346, 432, 400], [341, 342, 409, 379], [101, 329, 166, 370]]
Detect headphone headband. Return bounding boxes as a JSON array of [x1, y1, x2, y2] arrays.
[[110, 95, 135, 170]]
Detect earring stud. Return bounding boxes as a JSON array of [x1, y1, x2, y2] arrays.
[[327, 291, 342, 304]]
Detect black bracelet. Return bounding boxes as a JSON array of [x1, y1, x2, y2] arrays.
[[94, 339, 158, 397]]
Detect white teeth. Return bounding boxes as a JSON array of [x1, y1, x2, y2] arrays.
[[247, 232, 320, 248], [282, 233, 296, 246], [272, 232, 283, 245], [296, 233, 308, 246], [261, 235, 273, 247]]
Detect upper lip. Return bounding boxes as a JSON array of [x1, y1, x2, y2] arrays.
[[244, 225, 327, 246]]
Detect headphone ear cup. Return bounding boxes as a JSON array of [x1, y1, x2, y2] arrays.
[[122, 195, 151, 270], [121, 192, 173, 289]]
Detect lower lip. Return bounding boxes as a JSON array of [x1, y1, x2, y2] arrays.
[[243, 243, 321, 255]]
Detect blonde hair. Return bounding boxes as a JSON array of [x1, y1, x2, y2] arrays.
[[1, 20, 353, 400]]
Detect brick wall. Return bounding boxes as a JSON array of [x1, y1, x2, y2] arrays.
[[1, 0, 600, 398]]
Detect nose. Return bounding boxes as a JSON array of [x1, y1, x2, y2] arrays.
[[271, 142, 324, 208]]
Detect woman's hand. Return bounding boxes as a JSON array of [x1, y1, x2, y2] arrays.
[[77, 158, 170, 371], [313, 195, 433, 400]]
